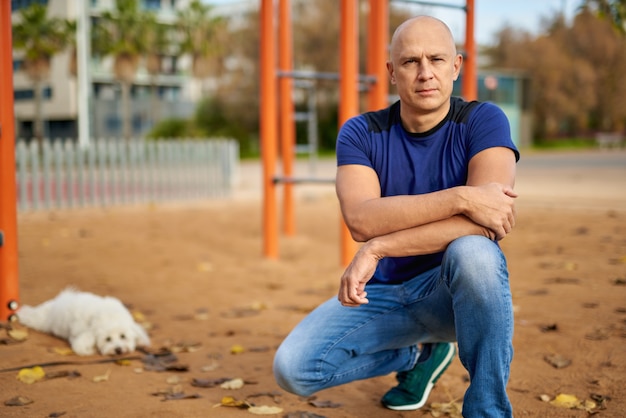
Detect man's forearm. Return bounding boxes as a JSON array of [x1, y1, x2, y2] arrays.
[[361, 215, 494, 259], [341, 187, 466, 242]]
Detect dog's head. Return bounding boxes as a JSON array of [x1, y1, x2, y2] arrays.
[[93, 317, 150, 356]]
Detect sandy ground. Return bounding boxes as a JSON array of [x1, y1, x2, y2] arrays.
[[1, 150, 625, 418]]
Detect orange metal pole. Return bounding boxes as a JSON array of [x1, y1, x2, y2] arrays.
[[278, 0, 296, 236], [367, 0, 389, 111], [339, 0, 359, 267], [0, 1, 20, 322], [462, 0, 477, 101], [261, 0, 279, 259]]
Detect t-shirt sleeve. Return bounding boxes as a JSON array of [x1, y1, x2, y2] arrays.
[[336, 116, 374, 168], [467, 102, 520, 162]]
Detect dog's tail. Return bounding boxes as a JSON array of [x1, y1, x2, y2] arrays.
[[17, 301, 54, 332]]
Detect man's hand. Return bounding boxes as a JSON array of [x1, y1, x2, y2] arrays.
[[338, 243, 381, 307], [460, 183, 517, 240]]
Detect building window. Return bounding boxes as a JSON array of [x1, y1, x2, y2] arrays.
[[14, 87, 52, 101], [105, 115, 121, 134], [142, 0, 161, 10], [11, 0, 48, 11], [13, 59, 24, 72]]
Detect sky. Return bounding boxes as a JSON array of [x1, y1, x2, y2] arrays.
[[204, 0, 581, 45]]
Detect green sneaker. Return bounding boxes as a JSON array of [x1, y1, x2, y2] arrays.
[[381, 342, 456, 411]]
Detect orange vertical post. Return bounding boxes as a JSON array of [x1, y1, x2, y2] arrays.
[[339, 0, 359, 267], [278, 0, 296, 236], [261, 0, 279, 259], [462, 0, 477, 101], [0, 1, 20, 322], [367, 0, 389, 111]]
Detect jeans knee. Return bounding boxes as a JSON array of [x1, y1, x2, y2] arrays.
[[273, 345, 316, 397], [444, 236, 508, 293]]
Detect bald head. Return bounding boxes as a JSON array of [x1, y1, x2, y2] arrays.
[[385, 15, 463, 132], [389, 16, 457, 62]]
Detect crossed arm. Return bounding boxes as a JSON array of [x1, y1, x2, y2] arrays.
[[336, 146, 518, 306]]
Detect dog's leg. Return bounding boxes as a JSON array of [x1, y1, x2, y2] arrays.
[[69, 332, 97, 356], [17, 301, 54, 332]]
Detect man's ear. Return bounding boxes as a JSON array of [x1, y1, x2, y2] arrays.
[[453, 54, 463, 81], [386, 61, 396, 85]]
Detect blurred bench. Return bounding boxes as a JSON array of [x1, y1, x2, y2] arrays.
[[595, 132, 624, 150]]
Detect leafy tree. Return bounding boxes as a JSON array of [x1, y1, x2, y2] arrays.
[[144, 19, 171, 125], [175, 0, 227, 87], [484, 6, 626, 138], [566, 9, 626, 130], [581, 0, 626, 34], [93, 0, 154, 140], [12, 4, 74, 143]]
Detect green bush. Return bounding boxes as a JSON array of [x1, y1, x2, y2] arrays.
[[147, 118, 197, 139]]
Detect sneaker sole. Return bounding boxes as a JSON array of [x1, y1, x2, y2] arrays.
[[384, 343, 456, 411]]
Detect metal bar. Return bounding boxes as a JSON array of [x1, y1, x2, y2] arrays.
[[260, 0, 279, 259], [462, 0, 477, 100], [0, 0, 20, 322], [277, 70, 377, 84], [339, 0, 359, 267], [367, 0, 389, 111], [390, 0, 466, 11], [279, 0, 296, 236], [273, 176, 335, 185]]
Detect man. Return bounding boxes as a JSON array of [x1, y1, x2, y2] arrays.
[[273, 15, 519, 417]]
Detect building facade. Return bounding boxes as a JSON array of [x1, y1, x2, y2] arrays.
[[11, 0, 212, 140]]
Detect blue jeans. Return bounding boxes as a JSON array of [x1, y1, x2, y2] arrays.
[[273, 235, 514, 417]]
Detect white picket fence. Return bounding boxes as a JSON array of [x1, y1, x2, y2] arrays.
[[15, 138, 239, 211]]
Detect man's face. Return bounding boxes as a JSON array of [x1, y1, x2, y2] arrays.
[[387, 19, 462, 119]]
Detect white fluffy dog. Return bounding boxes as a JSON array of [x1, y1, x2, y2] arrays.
[[17, 288, 150, 356]]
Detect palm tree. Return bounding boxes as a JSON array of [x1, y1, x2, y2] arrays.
[[144, 19, 171, 127], [93, 0, 153, 140], [12, 4, 74, 144], [175, 0, 227, 93]]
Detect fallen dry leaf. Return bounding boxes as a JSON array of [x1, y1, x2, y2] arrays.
[[166, 375, 181, 385], [220, 378, 244, 390], [550, 393, 581, 408], [284, 412, 326, 418], [191, 377, 230, 388], [51, 347, 74, 356], [230, 344, 245, 354], [585, 328, 611, 341], [16, 366, 45, 384], [248, 405, 284, 415], [548, 393, 598, 412], [308, 399, 342, 408], [170, 340, 201, 353], [45, 370, 80, 380], [215, 396, 251, 409], [544, 353, 572, 369], [161, 392, 201, 401], [7, 328, 29, 341], [92, 369, 111, 383], [429, 401, 463, 417], [141, 352, 188, 372], [4, 396, 34, 406], [539, 323, 558, 332]]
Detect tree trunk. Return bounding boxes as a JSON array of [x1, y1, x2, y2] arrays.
[[151, 80, 159, 128], [33, 78, 44, 147], [121, 81, 132, 140]]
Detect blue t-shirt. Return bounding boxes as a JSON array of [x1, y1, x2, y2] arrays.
[[336, 97, 520, 284]]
